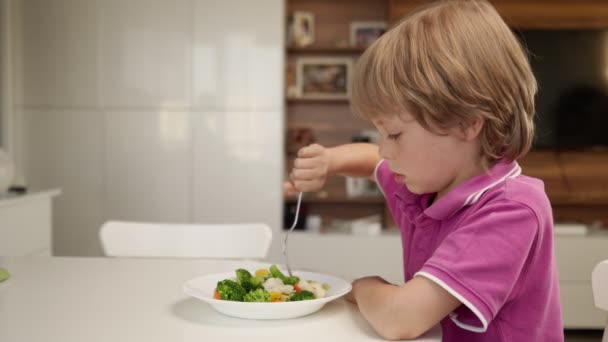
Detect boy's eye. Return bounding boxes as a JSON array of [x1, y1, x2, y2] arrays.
[[387, 133, 402, 140]]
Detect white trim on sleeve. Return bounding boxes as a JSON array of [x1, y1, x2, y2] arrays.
[[415, 271, 489, 333], [373, 159, 385, 196]]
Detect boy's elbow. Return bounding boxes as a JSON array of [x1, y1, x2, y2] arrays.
[[375, 323, 424, 341]]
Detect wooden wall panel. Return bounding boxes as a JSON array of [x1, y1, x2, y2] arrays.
[[389, 0, 608, 29], [493, 0, 608, 29], [552, 205, 608, 226], [523, 150, 608, 225], [519, 150, 570, 204], [560, 151, 608, 205]]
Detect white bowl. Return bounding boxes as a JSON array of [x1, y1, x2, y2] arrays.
[[182, 271, 352, 319]]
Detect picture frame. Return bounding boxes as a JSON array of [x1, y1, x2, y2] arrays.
[[350, 21, 388, 48], [291, 11, 315, 47], [296, 57, 353, 100]]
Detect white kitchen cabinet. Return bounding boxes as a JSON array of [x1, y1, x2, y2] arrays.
[[0, 189, 60, 256], [555, 232, 608, 328]]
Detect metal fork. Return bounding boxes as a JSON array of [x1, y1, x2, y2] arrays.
[[282, 191, 303, 277]]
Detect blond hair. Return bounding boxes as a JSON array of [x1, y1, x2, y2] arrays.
[[351, 0, 537, 166]]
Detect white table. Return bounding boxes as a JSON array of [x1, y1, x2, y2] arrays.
[[0, 257, 441, 342]]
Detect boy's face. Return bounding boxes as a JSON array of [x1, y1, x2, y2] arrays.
[[372, 113, 482, 199]]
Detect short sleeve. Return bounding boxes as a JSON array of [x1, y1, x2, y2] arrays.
[[415, 200, 538, 332]]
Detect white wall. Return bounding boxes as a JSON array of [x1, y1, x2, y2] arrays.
[[11, 0, 285, 256]]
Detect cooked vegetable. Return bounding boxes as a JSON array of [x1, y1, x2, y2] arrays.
[[290, 290, 315, 301], [235, 268, 262, 291], [269, 291, 283, 302], [213, 265, 325, 302], [243, 288, 271, 302], [262, 277, 294, 295], [255, 269, 271, 282], [269, 264, 299, 285], [297, 279, 328, 299], [216, 279, 247, 301]]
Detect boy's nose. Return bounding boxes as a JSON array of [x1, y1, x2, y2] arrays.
[[378, 140, 391, 160]]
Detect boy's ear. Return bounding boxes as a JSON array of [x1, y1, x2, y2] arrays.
[[458, 118, 484, 141]]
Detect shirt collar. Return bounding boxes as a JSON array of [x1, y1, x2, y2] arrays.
[[423, 160, 522, 221]]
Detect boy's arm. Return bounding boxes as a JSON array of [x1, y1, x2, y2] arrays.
[[285, 143, 380, 193], [326, 143, 380, 180], [349, 276, 461, 340]]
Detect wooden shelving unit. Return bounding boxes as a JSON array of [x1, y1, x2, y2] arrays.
[[284, 0, 391, 230]]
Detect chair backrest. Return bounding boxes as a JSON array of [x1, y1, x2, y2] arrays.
[[592, 260, 608, 342], [99, 221, 272, 259]]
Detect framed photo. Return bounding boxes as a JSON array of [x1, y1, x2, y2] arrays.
[[292, 11, 315, 47], [350, 21, 387, 48], [296, 57, 353, 100]]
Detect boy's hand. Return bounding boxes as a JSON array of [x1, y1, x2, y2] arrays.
[[284, 144, 331, 193], [345, 276, 390, 304]]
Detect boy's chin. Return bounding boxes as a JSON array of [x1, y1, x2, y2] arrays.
[[404, 182, 421, 193], [405, 183, 433, 195]]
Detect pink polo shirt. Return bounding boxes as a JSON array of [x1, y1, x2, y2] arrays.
[[375, 159, 563, 342]]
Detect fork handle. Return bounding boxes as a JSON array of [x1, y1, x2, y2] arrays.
[[283, 191, 303, 278]]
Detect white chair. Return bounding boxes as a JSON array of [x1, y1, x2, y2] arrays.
[[592, 259, 608, 342], [99, 221, 272, 259]]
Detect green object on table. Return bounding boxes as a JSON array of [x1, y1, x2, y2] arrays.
[[0, 268, 9, 283]]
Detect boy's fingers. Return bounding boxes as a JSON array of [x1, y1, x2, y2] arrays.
[[293, 157, 318, 169], [293, 179, 322, 192], [298, 144, 323, 158], [292, 168, 323, 180], [283, 181, 297, 195]]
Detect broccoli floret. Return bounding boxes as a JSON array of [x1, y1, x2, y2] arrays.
[[235, 268, 262, 291], [269, 265, 284, 279], [235, 268, 253, 283], [216, 279, 246, 301], [243, 288, 271, 302], [290, 290, 315, 301], [269, 265, 299, 285], [285, 276, 299, 286], [246, 277, 262, 291]]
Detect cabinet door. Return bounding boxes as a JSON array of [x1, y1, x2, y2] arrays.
[[0, 198, 52, 256], [389, 0, 608, 29]]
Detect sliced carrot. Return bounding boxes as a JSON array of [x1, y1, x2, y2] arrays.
[[294, 283, 302, 293], [213, 289, 221, 299]]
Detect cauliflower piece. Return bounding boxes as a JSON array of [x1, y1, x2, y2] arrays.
[[298, 279, 327, 299], [263, 277, 294, 295]]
